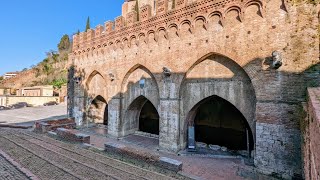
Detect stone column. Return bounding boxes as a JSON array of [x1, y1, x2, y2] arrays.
[[108, 97, 121, 137], [159, 98, 180, 152], [157, 73, 183, 152]]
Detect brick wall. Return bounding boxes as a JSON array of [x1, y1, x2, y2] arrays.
[[69, 0, 320, 178]]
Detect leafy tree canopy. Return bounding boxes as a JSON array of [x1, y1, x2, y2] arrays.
[[58, 34, 71, 52]]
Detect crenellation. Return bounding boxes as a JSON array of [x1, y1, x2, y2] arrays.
[[86, 29, 95, 43], [104, 21, 114, 34], [140, 4, 152, 21], [175, 0, 187, 9], [126, 11, 138, 26], [73, 34, 79, 50], [95, 25, 104, 37], [79, 32, 86, 47], [157, 0, 169, 15], [115, 16, 125, 30], [72, 0, 271, 57]]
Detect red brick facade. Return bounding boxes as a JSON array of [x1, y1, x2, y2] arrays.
[[68, 0, 320, 178]]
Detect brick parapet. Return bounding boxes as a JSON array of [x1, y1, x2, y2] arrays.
[[71, 0, 266, 53]]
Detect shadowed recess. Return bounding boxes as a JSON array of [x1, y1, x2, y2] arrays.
[[193, 95, 254, 151]]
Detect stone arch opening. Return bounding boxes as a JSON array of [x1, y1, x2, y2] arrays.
[[188, 95, 254, 152], [139, 99, 160, 135], [87, 95, 108, 125], [179, 53, 256, 152], [120, 64, 160, 137], [124, 96, 160, 136]]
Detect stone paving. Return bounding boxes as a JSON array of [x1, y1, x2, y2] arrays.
[[0, 107, 280, 180], [0, 104, 67, 127], [78, 126, 255, 180], [0, 128, 182, 180], [0, 153, 29, 180]]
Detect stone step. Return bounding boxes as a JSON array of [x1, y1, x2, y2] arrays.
[[105, 141, 183, 172]]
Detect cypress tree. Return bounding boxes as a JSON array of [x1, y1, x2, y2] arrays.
[[85, 17, 90, 32], [135, 0, 139, 21]]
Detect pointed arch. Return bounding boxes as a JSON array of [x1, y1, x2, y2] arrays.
[[85, 70, 108, 101], [86, 95, 108, 125], [178, 52, 256, 149], [120, 64, 160, 137], [85, 70, 106, 89], [120, 64, 158, 94], [122, 95, 160, 136]]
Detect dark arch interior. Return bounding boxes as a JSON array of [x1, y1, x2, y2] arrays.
[[139, 100, 159, 135], [88, 95, 108, 125], [193, 96, 253, 151]]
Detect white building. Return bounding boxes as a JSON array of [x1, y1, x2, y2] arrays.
[[3, 72, 19, 79]]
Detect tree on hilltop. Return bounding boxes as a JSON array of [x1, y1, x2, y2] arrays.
[[135, 0, 139, 21], [85, 17, 90, 32], [58, 34, 71, 52]]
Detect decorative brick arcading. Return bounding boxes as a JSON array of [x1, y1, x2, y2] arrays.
[[72, 0, 266, 57]]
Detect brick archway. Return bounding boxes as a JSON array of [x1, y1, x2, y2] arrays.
[[179, 53, 256, 150], [120, 64, 160, 136]]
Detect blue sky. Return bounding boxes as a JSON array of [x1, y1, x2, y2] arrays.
[[0, 0, 123, 75]]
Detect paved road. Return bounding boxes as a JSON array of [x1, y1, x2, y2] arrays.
[[0, 104, 67, 126], [0, 129, 180, 180]]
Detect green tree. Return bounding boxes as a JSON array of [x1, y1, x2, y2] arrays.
[[0, 76, 3, 81], [51, 78, 67, 89], [85, 16, 90, 32], [135, 1, 139, 21], [58, 35, 71, 52]]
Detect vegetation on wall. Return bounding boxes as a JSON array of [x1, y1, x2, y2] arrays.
[[31, 34, 72, 89]]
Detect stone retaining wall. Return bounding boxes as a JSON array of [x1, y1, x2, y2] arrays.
[[303, 88, 320, 180], [0, 96, 59, 107]]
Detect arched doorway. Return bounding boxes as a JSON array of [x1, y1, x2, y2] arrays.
[[120, 64, 160, 137], [188, 95, 254, 152], [139, 100, 159, 135], [179, 53, 256, 153], [87, 95, 108, 125], [124, 96, 159, 136]]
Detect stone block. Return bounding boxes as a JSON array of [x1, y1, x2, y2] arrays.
[[158, 157, 182, 172]]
